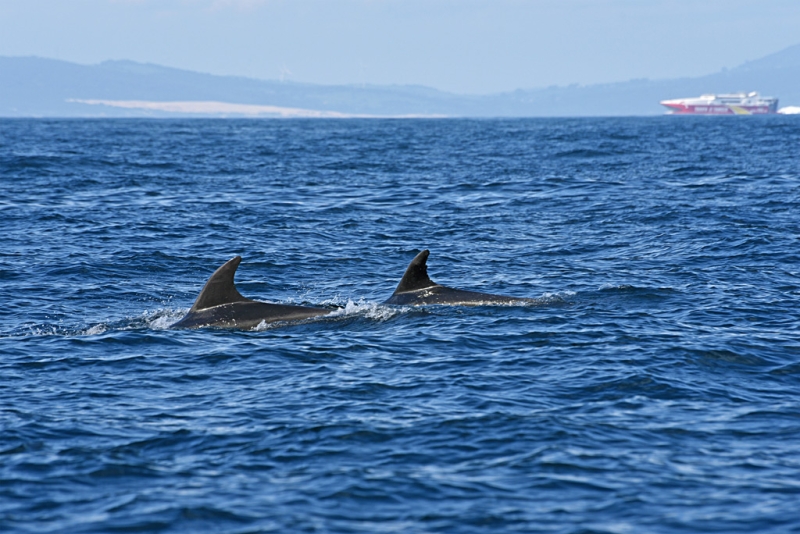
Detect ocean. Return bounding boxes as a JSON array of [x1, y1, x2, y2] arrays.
[[1, 117, 799, 533]]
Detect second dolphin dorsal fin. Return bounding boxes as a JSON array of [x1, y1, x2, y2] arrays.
[[189, 256, 252, 312], [392, 249, 438, 294]]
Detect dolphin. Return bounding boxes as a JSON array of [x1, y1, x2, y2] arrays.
[[383, 250, 540, 306], [172, 256, 332, 329]]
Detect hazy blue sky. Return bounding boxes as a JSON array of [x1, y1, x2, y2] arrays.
[[1, 0, 799, 94]]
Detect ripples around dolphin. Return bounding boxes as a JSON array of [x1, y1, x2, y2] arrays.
[[1, 117, 800, 533]]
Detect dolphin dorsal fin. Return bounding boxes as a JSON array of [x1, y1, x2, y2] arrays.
[[392, 249, 438, 294], [189, 256, 252, 312]]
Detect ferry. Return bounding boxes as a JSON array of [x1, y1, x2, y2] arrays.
[[660, 92, 779, 115]]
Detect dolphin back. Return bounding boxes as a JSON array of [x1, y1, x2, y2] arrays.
[[189, 256, 251, 312], [174, 255, 332, 329], [391, 249, 438, 295], [385, 249, 540, 306]]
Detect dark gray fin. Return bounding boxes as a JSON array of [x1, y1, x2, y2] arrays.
[[392, 249, 438, 294], [189, 256, 252, 312]]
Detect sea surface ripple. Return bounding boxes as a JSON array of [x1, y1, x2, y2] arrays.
[[1, 117, 800, 533]]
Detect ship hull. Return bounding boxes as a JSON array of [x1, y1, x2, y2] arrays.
[[660, 92, 779, 115], [662, 103, 774, 115]]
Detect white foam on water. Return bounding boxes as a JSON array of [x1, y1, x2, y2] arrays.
[[22, 325, 63, 337], [327, 299, 403, 321], [251, 320, 274, 332], [539, 290, 575, 303], [83, 324, 107, 336], [598, 283, 634, 291], [142, 308, 188, 330]]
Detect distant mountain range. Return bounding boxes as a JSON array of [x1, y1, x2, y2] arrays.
[[2, 44, 799, 117]]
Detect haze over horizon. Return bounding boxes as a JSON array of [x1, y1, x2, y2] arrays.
[[2, 0, 800, 95]]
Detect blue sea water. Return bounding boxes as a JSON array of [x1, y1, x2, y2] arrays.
[[1, 117, 800, 533]]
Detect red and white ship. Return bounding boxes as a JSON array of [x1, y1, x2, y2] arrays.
[[660, 92, 779, 115]]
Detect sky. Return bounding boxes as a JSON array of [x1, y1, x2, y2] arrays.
[[1, 0, 799, 95]]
